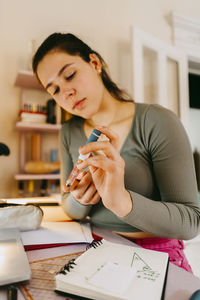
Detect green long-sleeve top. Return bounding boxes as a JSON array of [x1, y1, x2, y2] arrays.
[[60, 103, 200, 239]]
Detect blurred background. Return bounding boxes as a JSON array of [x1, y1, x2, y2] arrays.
[[1, 0, 200, 198]]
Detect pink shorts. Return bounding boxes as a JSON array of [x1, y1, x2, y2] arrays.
[[135, 238, 193, 273]]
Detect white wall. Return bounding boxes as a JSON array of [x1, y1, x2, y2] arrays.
[[1, 0, 200, 197], [188, 109, 200, 151]]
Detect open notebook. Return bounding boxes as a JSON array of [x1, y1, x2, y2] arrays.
[[55, 239, 169, 300]]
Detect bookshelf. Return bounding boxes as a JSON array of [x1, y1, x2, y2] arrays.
[[14, 70, 61, 182]]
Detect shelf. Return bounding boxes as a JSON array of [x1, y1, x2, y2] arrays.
[[15, 70, 44, 90], [15, 122, 61, 132], [14, 70, 62, 185], [14, 173, 60, 180]]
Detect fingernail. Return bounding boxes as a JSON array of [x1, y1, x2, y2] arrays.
[[76, 162, 83, 169]]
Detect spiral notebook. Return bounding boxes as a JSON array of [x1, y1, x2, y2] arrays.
[[55, 239, 169, 300]]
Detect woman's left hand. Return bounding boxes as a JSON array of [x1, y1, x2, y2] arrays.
[[76, 126, 132, 217]]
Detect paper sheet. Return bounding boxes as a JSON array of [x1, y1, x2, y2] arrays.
[[87, 262, 136, 294], [21, 221, 93, 246]]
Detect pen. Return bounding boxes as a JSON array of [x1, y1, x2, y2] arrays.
[[65, 129, 101, 188], [0, 203, 21, 207], [0, 202, 59, 207], [7, 285, 18, 300]]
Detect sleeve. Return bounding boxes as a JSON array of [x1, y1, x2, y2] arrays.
[[59, 123, 92, 220], [120, 105, 200, 240]]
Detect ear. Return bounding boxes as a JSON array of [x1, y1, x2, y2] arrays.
[[89, 53, 102, 73]]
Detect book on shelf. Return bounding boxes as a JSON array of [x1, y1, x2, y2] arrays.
[[55, 239, 169, 300]]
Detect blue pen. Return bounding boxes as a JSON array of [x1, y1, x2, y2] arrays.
[[65, 129, 101, 188]]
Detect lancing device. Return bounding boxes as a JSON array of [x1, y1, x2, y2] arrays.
[[65, 129, 102, 188]]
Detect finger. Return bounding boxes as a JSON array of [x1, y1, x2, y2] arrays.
[[76, 170, 87, 180], [64, 171, 87, 192], [77, 155, 117, 173], [90, 191, 101, 204], [79, 141, 120, 160], [63, 177, 80, 192], [96, 126, 119, 149], [70, 178, 80, 190], [71, 171, 93, 197], [79, 183, 98, 205], [89, 165, 98, 173]]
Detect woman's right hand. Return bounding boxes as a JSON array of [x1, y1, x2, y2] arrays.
[[63, 171, 101, 205]]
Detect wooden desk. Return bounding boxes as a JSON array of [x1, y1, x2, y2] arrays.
[[1, 204, 200, 300], [41, 205, 71, 222]]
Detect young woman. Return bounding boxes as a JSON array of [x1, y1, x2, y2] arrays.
[[32, 33, 200, 272]]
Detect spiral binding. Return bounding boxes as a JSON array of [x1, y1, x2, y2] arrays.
[[57, 239, 103, 275], [57, 258, 76, 275], [86, 239, 103, 250]]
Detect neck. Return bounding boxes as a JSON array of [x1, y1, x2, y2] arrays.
[[86, 90, 121, 128]]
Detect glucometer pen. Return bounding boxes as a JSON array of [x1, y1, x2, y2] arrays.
[[65, 129, 101, 188]]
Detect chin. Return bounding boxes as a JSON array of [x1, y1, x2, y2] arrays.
[[78, 109, 95, 119]]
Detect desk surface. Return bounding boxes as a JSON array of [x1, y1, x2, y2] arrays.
[[1, 204, 200, 300], [41, 205, 71, 222]]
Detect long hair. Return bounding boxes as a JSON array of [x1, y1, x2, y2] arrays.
[[32, 33, 132, 102]]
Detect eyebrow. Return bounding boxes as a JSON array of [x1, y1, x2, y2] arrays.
[[45, 63, 74, 90]]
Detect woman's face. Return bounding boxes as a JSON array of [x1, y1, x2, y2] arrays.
[[37, 50, 105, 119]]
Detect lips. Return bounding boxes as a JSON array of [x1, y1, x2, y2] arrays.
[[73, 98, 86, 110]]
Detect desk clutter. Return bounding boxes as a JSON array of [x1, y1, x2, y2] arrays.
[[0, 219, 92, 286], [2, 234, 169, 300], [0, 196, 168, 300], [1, 219, 200, 300], [1, 197, 199, 300]]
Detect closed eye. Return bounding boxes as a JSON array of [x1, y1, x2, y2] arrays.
[[51, 71, 76, 95], [53, 86, 60, 95], [65, 71, 76, 81]]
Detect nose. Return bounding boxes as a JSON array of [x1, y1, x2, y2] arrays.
[[63, 88, 76, 100]]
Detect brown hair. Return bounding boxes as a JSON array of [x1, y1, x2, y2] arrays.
[[32, 33, 132, 102]]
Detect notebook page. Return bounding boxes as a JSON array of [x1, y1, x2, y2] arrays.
[[87, 262, 136, 293], [56, 239, 169, 300]]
